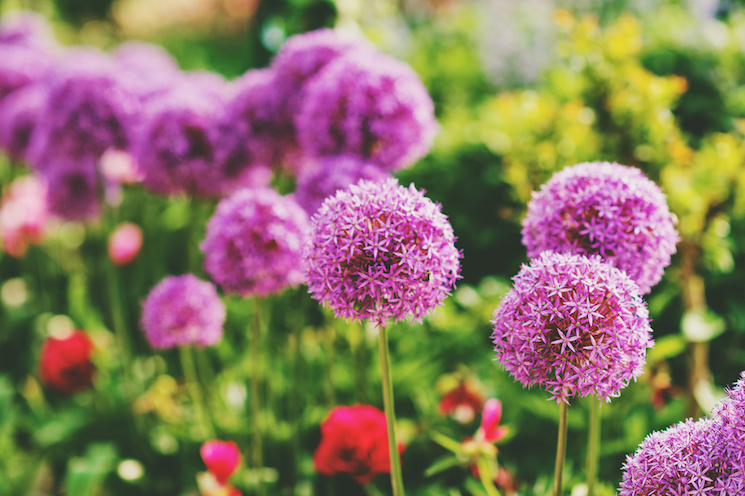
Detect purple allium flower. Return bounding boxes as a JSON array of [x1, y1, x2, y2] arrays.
[[712, 371, 745, 486], [0, 44, 51, 103], [135, 77, 228, 197], [113, 41, 180, 102], [491, 251, 653, 404], [201, 187, 309, 297], [303, 177, 461, 325], [0, 10, 56, 50], [619, 415, 743, 495], [27, 48, 141, 168], [293, 155, 389, 216], [140, 274, 226, 349], [0, 84, 46, 161], [44, 159, 100, 220], [296, 51, 437, 171], [521, 162, 679, 294]]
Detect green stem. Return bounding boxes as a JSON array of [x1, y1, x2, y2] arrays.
[[377, 325, 405, 496], [477, 457, 502, 496], [251, 298, 265, 496], [586, 397, 601, 496], [179, 346, 214, 439], [553, 402, 569, 496]]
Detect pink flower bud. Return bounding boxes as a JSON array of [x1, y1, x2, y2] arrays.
[[100, 148, 144, 185], [108, 222, 143, 266], [200, 440, 241, 484], [479, 399, 508, 443], [0, 175, 48, 257]]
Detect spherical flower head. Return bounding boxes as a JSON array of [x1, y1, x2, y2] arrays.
[[135, 78, 228, 197], [0, 175, 48, 257], [0, 84, 46, 161], [201, 440, 241, 484], [201, 187, 309, 297], [140, 275, 226, 349], [313, 404, 404, 485], [0, 11, 56, 50], [297, 51, 437, 171], [712, 371, 745, 485], [491, 251, 653, 404], [28, 48, 141, 167], [39, 330, 95, 395], [113, 41, 180, 103], [522, 162, 679, 294], [293, 155, 390, 216], [303, 177, 461, 325], [44, 158, 100, 221], [108, 222, 143, 266], [619, 416, 742, 495]]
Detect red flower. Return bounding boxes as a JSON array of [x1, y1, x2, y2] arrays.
[[39, 330, 95, 395], [313, 404, 404, 485], [438, 381, 485, 423], [201, 440, 241, 484]]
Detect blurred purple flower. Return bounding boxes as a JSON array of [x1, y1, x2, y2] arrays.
[[293, 155, 389, 216], [0, 10, 56, 50], [141, 274, 226, 349], [522, 162, 679, 294], [303, 177, 461, 325], [202, 187, 309, 297], [44, 159, 100, 221], [0, 84, 46, 161], [113, 41, 180, 103], [297, 51, 437, 171], [491, 251, 653, 404], [0, 44, 51, 103]]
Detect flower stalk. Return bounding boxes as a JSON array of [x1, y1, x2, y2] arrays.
[[378, 324, 405, 496], [553, 401, 569, 496], [586, 397, 601, 496]]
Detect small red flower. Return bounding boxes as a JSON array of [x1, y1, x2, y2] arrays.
[[200, 440, 241, 484], [438, 381, 485, 423], [39, 330, 95, 395], [313, 404, 404, 485]]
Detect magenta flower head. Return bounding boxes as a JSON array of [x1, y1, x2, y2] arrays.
[[303, 177, 461, 325], [201, 187, 309, 297], [0, 84, 46, 161], [522, 162, 679, 294], [293, 155, 389, 216], [297, 51, 437, 171], [140, 274, 226, 349], [0, 11, 56, 50], [491, 251, 653, 404], [200, 439, 241, 484], [619, 416, 743, 495]]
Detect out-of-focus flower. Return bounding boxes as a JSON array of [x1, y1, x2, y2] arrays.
[[712, 371, 745, 485], [196, 471, 242, 496], [647, 361, 682, 410], [43, 159, 100, 221], [0, 175, 47, 257], [108, 222, 143, 266], [491, 251, 653, 404], [477, 399, 508, 443], [99, 148, 144, 185], [113, 40, 180, 103], [522, 162, 679, 294], [0, 84, 46, 161], [494, 467, 518, 496], [140, 275, 226, 349], [0, 10, 56, 50], [293, 155, 389, 216], [39, 330, 95, 395], [314, 404, 403, 485], [0, 44, 51, 103], [297, 51, 437, 171], [438, 381, 485, 424], [200, 440, 241, 484], [201, 187, 308, 297], [303, 178, 461, 325]]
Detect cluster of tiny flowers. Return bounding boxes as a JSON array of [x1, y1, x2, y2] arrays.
[[201, 188, 309, 297], [303, 178, 461, 325], [712, 371, 745, 485], [491, 251, 653, 404], [522, 162, 679, 294], [140, 275, 226, 349]]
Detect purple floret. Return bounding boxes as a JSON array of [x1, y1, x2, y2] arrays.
[[201, 187, 309, 297], [140, 274, 226, 349], [293, 155, 389, 216], [44, 158, 100, 221], [296, 51, 437, 171], [303, 177, 461, 326], [712, 371, 745, 488], [491, 251, 653, 404], [0, 84, 46, 161], [522, 162, 679, 294]]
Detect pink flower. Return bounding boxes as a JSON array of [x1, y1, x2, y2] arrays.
[[200, 440, 241, 484], [108, 222, 143, 266], [99, 148, 144, 185], [0, 175, 48, 257], [438, 381, 485, 423], [476, 399, 508, 443]]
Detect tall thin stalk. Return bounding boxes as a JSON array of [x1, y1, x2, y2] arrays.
[[553, 402, 569, 496], [476, 457, 502, 496], [250, 298, 265, 496], [377, 325, 404, 496], [179, 345, 214, 439], [586, 397, 600, 496]]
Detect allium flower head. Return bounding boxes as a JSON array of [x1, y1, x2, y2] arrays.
[[491, 251, 653, 404], [297, 51, 437, 171], [113, 41, 180, 103], [0, 175, 48, 257], [313, 404, 404, 485], [202, 188, 309, 297], [200, 440, 241, 484], [0, 44, 51, 102], [303, 178, 461, 325], [712, 371, 745, 485], [619, 416, 743, 495], [44, 158, 101, 221], [0, 84, 46, 161], [293, 155, 389, 216], [522, 162, 679, 294], [0, 11, 56, 50], [140, 275, 226, 349], [39, 330, 95, 395]]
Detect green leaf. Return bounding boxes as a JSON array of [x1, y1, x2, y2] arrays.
[[431, 431, 462, 453], [65, 443, 117, 496], [647, 334, 686, 362], [424, 455, 463, 477]]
